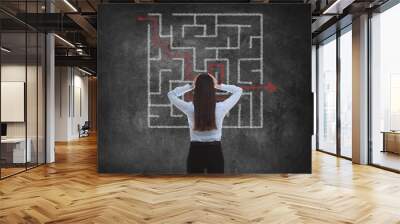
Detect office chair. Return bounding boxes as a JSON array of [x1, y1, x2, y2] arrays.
[[79, 121, 90, 138]]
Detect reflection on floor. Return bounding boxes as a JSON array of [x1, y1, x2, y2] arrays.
[[373, 150, 400, 171], [0, 167, 25, 178], [0, 135, 400, 223], [0, 162, 43, 178]]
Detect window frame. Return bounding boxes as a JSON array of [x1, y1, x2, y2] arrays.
[[315, 24, 353, 160]]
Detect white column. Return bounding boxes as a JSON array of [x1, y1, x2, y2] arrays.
[[352, 14, 369, 164], [45, 1, 56, 163], [46, 33, 55, 163]]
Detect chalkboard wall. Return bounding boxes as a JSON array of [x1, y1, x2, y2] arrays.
[[98, 3, 313, 173]]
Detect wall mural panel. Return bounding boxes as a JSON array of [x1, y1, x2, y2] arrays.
[[98, 4, 312, 173], [144, 13, 265, 128]]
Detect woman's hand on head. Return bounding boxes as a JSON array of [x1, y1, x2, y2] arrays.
[[208, 73, 220, 89], [193, 75, 198, 87]]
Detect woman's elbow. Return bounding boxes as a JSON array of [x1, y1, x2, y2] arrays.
[[237, 87, 243, 95], [167, 92, 175, 101]]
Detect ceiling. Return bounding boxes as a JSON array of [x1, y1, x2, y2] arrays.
[[0, 0, 391, 74]]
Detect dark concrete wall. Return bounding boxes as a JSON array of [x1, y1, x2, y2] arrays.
[[98, 3, 312, 174]]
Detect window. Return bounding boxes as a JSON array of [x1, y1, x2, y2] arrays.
[[312, 45, 317, 150], [317, 36, 337, 154], [339, 28, 352, 158], [316, 25, 353, 159], [370, 3, 400, 171]]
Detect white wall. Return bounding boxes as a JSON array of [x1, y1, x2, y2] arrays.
[[1, 82, 25, 122], [55, 67, 70, 141], [70, 72, 89, 139], [55, 67, 89, 141], [1, 65, 26, 139], [1, 64, 42, 137]]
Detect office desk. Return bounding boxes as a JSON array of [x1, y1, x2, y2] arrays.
[[1, 138, 31, 163], [382, 131, 400, 154]]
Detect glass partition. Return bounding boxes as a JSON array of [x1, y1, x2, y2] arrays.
[[0, 1, 46, 179], [1, 31, 28, 177]]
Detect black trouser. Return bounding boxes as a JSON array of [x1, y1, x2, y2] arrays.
[[187, 141, 224, 174]]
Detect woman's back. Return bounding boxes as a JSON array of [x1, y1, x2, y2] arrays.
[[168, 83, 243, 142]]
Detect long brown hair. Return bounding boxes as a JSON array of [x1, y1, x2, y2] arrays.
[[193, 73, 217, 131]]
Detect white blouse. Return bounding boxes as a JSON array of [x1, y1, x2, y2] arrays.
[[168, 84, 243, 142]]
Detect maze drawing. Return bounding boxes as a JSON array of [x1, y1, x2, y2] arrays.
[[140, 13, 265, 128]]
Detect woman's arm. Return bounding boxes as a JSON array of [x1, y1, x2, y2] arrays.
[[217, 84, 243, 114], [167, 84, 194, 114]]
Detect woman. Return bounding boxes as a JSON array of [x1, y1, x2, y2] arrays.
[[167, 73, 243, 173]]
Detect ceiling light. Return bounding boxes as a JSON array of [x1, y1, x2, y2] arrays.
[[323, 0, 345, 14], [63, 0, 78, 12], [78, 67, 93, 76], [1, 47, 11, 53], [76, 48, 85, 55], [54, 34, 75, 48]]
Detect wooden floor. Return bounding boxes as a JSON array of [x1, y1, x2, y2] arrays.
[[1, 135, 400, 223]]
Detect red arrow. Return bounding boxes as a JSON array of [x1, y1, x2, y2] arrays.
[[241, 82, 277, 94]]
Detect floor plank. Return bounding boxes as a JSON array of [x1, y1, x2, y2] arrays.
[[1, 135, 400, 223]]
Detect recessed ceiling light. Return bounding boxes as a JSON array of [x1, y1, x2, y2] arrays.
[[322, 0, 354, 15], [63, 0, 78, 12], [78, 67, 93, 76], [54, 34, 75, 48], [1, 47, 11, 53]]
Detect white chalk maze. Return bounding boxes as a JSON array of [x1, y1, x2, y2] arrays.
[[146, 13, 263, 128]]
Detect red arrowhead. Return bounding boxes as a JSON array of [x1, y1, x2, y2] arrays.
[[265, 82, 277, 93], [136, 15, 146, 21]]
